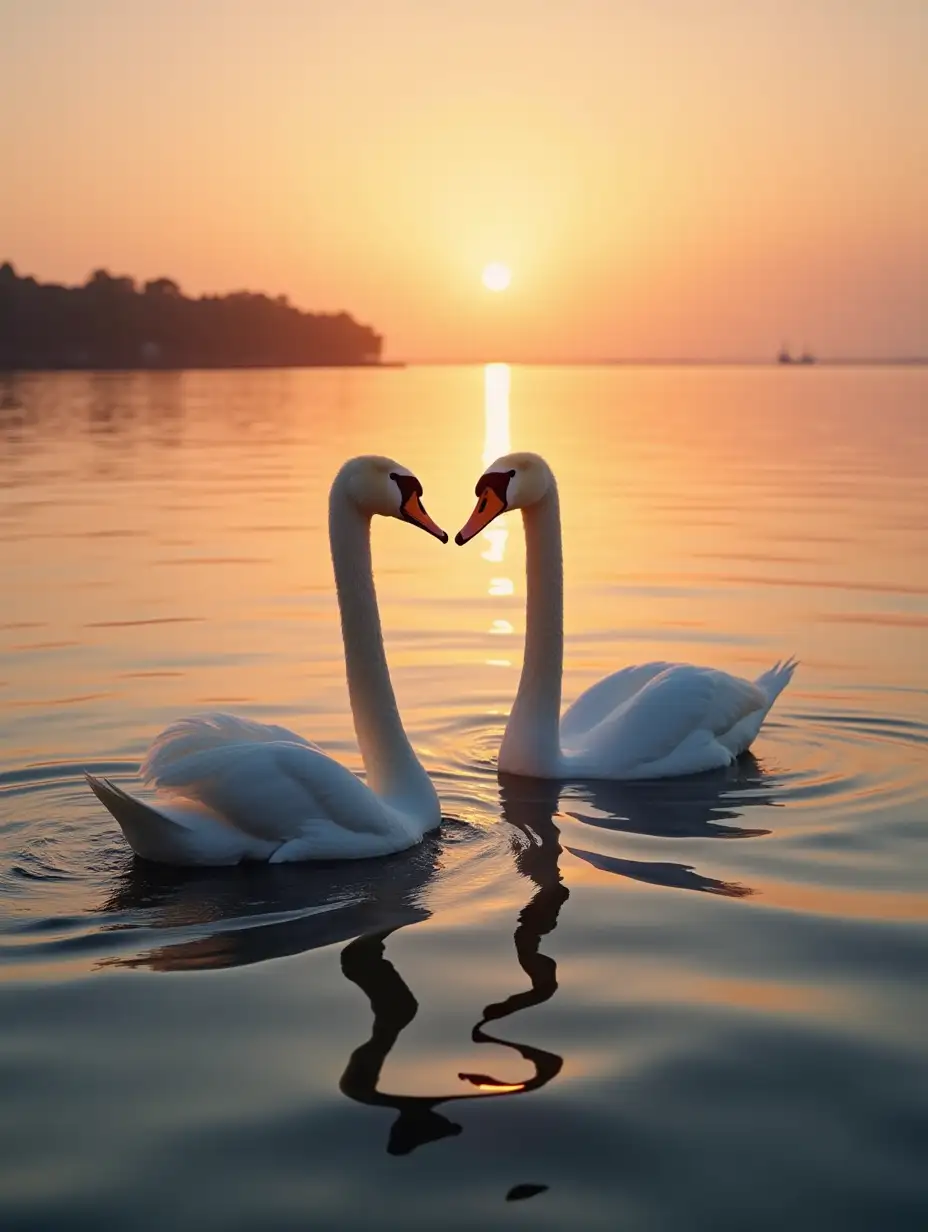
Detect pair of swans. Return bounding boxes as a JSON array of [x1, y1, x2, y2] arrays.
[[87, 453, 796, 866]]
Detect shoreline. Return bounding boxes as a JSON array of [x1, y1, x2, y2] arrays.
[[0, 360, 407, 373]]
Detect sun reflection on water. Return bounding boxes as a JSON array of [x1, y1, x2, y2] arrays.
[[480, 528, 509, 564], [481, 364, 514, 665], [482, 363, 511, 466]]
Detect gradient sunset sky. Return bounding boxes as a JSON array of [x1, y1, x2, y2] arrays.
[[2, 0, 926, 361]]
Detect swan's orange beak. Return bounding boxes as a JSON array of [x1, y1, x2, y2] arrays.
[[400, 490, 448, 543], [455, 487, 507, 545]]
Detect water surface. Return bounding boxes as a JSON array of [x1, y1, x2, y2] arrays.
[[1, 365, 926, 1229]]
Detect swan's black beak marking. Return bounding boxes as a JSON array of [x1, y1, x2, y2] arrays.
[[391, 473, 449, 543], [455, 469, 515, 545]]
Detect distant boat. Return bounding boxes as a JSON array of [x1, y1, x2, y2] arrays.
[[777, 345, 816, 365]]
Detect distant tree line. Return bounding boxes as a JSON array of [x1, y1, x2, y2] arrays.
[[0, 263, 384, 369]]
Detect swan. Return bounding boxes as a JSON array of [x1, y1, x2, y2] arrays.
[[85, 456, 449, 865], [455, 452, 796, 780]]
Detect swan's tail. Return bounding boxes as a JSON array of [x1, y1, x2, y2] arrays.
[[721, 657, 798, 759], [85, 773, 207, 865], [754, 657, 799, 709]]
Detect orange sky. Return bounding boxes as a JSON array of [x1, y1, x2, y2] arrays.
[[2, 0, 926, 360]]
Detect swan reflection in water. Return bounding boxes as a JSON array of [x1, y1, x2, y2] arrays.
[[97, 804, 568, 1156], [98, 756, 776, 1152], [98, 833, 441, 972], [553, 752, 776, 898], [339, 783, 568, 1154]]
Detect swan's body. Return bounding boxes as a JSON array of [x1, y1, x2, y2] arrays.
[[86, 457, 448, 865], [456, 452, 796, 781], [555, 658, 796, 779]]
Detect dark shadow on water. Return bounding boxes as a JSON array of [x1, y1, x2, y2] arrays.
[[97, 836, 442, 971], [0, 372, 25, 415], [564, 846, 752, 897], [0, 372, 33, 447], [558, 752, 778, 840], [500, 754, 776, 899]]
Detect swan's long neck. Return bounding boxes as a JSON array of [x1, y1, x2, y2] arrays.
[[500, 485, 564, 776], [329, 485, 435, 811]]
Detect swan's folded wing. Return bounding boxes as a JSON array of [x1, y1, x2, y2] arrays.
[[142, 712, 321, 785], [568, 666, 767, 774], [147, 740, 392, 843], [560, 663, 675, 741], [85, 773, 277, 865], [700, 669, 769, 735]]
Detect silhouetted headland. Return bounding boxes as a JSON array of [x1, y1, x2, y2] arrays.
[[0, 262, 391, 370]]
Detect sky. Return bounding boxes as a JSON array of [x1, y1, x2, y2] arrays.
[[2, 0, 926, 361]]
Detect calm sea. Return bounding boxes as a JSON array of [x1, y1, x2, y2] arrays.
[[1, 365, 926, 1230]]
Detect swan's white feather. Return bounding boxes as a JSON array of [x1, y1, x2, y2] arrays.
[[560, 662, 675, 741], [141, 712, 321, 784], [89, 718, 428, 864], [560, 659, 797, 780], [754, 657, 799, 707], [720, 657, 798, 754], [147, 735, 408, 843], [85, 773, 278, 866]]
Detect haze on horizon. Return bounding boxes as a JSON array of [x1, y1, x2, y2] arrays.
[[2, 0, 926, 362]]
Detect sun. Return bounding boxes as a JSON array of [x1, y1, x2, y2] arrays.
[[481, 262, 512, 292]]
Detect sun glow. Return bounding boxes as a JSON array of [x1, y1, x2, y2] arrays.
[[481, 262, 512, 292]]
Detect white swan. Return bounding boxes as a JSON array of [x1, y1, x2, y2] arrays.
[[86, 456, 449, 865], [456, 452, 796, 780]]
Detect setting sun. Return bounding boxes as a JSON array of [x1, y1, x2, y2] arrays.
[[481, 263, 512, 293]]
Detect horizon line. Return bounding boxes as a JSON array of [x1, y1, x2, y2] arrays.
[[393, 356, 928, 367]]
